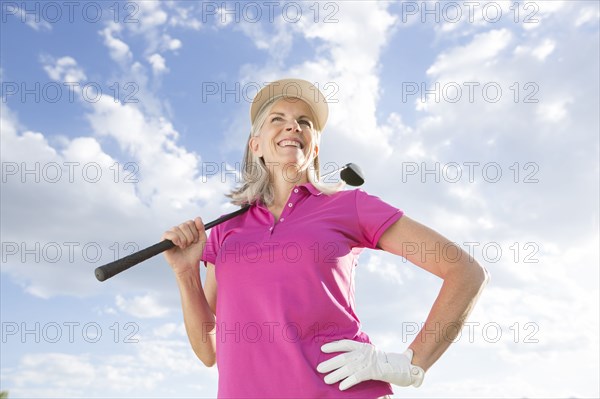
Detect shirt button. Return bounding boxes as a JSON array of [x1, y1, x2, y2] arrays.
[[280, 218, 284, 222], [288, 203, 293, 207], [294, 189, 299, 193], [269, 227, 273, 231]]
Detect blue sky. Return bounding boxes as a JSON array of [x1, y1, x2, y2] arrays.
[[1, 1, 599, 397]]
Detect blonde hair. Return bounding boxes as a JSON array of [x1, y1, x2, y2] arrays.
[[227, 98, 345, 206]]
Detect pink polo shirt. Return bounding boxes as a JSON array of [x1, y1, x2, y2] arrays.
[[200, 182, 403, 398]]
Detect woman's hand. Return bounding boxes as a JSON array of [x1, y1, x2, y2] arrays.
[[317, 340, 424, 390], [162, 217, 207, 276]]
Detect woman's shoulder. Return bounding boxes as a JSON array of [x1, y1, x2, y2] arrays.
[[314, 185, 365, 207], [318, 186, 398, 214], [307, 181, 366, 199]]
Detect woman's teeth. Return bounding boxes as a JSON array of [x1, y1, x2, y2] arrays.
[[278, 140, 301, 148]]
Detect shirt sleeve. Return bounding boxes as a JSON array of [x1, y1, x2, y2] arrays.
[[200, 222, 222, 267], [354, 189, 404, 250]]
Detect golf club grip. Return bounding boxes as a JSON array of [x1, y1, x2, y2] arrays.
[[94, 240, 175, 282], [94, 205, 251, 282]]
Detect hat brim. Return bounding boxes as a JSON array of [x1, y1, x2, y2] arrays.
[[250, 78, 329, 131]]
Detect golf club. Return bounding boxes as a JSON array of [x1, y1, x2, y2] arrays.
[[94, 162, 365, 282]]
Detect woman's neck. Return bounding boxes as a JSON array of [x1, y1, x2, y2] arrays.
[[269, 170, 308, 209]]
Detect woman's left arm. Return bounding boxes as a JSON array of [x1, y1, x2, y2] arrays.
[[377, 214, 490, 372]]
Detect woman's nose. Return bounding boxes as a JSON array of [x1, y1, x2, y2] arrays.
[[285, 119, 302, 132]]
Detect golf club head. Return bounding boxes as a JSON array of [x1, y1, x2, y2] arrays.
[[340, 163, 365, 186]]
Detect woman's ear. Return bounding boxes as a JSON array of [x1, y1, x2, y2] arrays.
[[313, 144, 319, 158], [249, 135, 261, 157]]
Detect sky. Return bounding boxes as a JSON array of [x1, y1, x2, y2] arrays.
[[1, 0, 599, 397]]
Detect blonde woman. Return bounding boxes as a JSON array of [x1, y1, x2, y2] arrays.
[[162, 78, 488, 398]]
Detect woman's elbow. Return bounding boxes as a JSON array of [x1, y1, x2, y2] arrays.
[[470, 261, 490, 290], [198, 352, 216, 368], [191, 344, 216, 368], [481, 265, 491, 286], [450, 259, 489, 293]]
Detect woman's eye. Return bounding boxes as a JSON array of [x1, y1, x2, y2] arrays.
[[299, 120, 312, 127], [271, 116, 283, 122]]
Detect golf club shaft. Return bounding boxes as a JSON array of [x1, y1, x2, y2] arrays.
[[94, 205, 250, 282], [320, 163, 348, 178], [94, 162, 362, 282]]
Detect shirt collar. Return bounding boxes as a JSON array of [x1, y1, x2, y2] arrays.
[[297, 182, 323, 196], [254, 182, 322, 209]]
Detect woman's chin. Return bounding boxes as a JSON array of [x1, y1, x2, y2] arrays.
[[268, 155, 308, 168]]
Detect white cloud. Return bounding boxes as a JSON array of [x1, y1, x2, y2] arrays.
[[427, 29, 513, 77], [515, 38, 557, 62], [115, 294, 169, 318], [382, 5, 598, 396], [99, 23, 133, 66], [147, 53, 168, 75], [229, 17, 294, 65], [535, 0, 567, 17], [119, 2, 185, 56], [0, 100, 221, 298], [2, 55, 231, 300], [3, 83, 222, 305], [532, 38, 556, 61], [152, 322, 185, 338], [8, 353, 95, 395], [84, 96, 210, 208], [535, 98, 572, 123], [1, 339, 214, 397], [232, 2, 400, 167], [1, 107, 146, 298], [365, 253, 416, 286], [41, 55, 87, 83], [134, 1, 168, 31], [166, 37, 182, 51], [575, 6, 600, 27], [167, 3, 202, 30]]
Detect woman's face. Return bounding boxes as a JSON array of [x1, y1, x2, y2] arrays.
[[249, 98, 319, 176]]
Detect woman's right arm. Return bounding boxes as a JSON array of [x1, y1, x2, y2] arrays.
[[162, 217, 217, 367]]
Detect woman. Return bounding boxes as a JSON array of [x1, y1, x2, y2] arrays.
[[162, 78, 489, 398]]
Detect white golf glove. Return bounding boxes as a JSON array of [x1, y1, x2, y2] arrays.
[[316, 340, 425, 390]]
